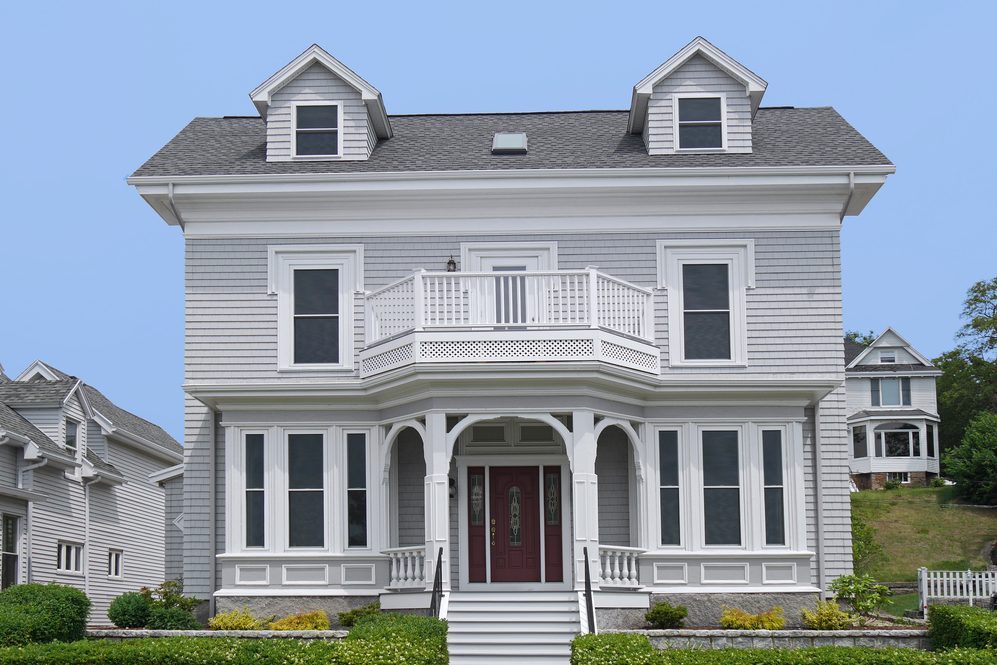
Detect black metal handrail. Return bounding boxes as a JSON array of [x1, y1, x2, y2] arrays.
[[428, 546, 444, 618], [582, 545, 596, 633]]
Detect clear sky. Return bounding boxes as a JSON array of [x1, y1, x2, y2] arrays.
[[1, 1, 994, 440]]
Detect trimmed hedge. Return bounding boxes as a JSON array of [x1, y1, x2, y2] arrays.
[[572, 633, 660, 664], [0, 583, 91, 645], [108, 592, 152, 629], [146, 606, 201, 630], [928, 605, 997, 649]]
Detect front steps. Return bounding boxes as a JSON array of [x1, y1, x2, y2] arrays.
[[446, 591, 581, 664]]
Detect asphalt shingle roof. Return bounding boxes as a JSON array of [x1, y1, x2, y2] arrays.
[[846, 363, 930, 373], [844, 340, 867, 365], [0, 380, 77, 406], [131, 107, 892, 178], [84, 449, 123, 479], [848, 409, 937, 421], [82, 385, 182, 455]]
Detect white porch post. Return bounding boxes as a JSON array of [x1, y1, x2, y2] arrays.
[[423, 412, 450, 591], [571, 410, 601, 589]]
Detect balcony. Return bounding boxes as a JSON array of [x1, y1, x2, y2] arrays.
[[360, 269, 659, 377]]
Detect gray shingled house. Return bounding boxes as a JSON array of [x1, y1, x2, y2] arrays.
[[128, 37, 894, 662], [0, 360, 183, 625]]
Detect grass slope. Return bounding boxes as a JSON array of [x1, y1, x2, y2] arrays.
[[851, 487, 997, 582]]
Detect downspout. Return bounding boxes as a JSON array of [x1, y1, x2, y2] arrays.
[[812, 403, 827, 596], [167, 183, 186, 230], [83, 477, 100, 598], [18, 457, 49, 584], [839, 171, 855, 222], [209, 418, 216, 616]]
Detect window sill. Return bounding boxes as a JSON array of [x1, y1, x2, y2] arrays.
[[668, 360, 747, 368], [277, 364, 354, 373], [57, 571, 84, 578], [674, 147, 727, 154], [291, 154, 344, 161]]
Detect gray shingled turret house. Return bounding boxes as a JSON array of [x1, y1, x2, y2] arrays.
[[129, 37, 894, 662], [0, 360, 183, 625]]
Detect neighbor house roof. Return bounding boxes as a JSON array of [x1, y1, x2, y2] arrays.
[[846, 363, 929, 373], [131, 107, 892, 178], [82, 385, 182, 455], [848, 408, 938, 421], [844, 340, 867, 366]]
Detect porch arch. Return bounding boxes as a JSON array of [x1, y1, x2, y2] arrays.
[[595, 424, 642, 548], [381, 419, 427, 484], [445, 413, 573, 464]]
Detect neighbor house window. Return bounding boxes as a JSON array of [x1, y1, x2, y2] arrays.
[[269, 245, 362, 371], [762, 430, 786, 546], [65, 419, 78, 453], [701, 430, 741, 546], [926, 424, 936, 457], [107, 549, 122, 578], [658, 430, 681, 546], [875, 424, 920, 458], [658, 241, 753, 366], [879, 350, 896, 363], [871, 377, 911, 407], [676, 96, 724, 149], [294, 105, 339, 157], [244, 433, 265, 548], [886, 472, 910, 484], [287, 433, 325, 548], [1, 516, 18, 590], [56, 542, 82, 573], [852, 426, 868, 458], [346, 432, 368, 548]]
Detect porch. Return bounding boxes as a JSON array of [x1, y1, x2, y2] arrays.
[[360, 269, 659, 377]]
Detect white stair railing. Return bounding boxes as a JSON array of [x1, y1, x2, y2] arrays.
[[384, 546, 427, 589], [597, 545, 643, 587]]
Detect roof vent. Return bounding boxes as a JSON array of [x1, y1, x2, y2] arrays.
[[492, 132, 527, 155]]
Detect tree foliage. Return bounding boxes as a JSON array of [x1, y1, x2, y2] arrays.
[[944, 411, 997, 505], [845, 330, 877, 346], [957, 276, 997, 360], [934, 350, 997, 455]]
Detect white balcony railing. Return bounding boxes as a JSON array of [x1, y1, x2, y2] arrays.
[[366, 269, 654, 345], [384, 546, 427, 589], [597, 545, 643, 587]]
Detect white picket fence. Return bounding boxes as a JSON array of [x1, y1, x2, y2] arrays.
[[917, 567, 997, 617]]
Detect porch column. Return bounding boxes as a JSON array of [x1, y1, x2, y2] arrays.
[[571, 410, 600, 589], [423, 412, 450, 591]]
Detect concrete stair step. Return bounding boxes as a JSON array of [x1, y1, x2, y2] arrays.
[[448, 600, 577, 612], [448, 610, 580, 622], [450, 621, 580, 633], [449, 643, 571, 656]]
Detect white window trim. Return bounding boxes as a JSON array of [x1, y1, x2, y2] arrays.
[[672, 92, 728, 152], [657, 240, 754, 367], [876, 428, 922, 458], [56, 541, 83, 575], [64, 417, 80, 454], [268, 245, 363, 372], [460, 241, 558, 272], [291, 101, 342, 160], [107, 549, 123, 579], [342, 429, 372, 551]]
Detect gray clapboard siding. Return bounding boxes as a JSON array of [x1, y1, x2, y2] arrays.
[[845, 376, 938, 413], [15, 407, 63, 446], [0, 446, 17, 487], [394, 429, 425, 547], [24, 464, 87, 587], [86, 420, 107, 459], [266, 63, 372, 162], [163, 475, 184, 581], [596, 427, 632, 547], [185, 229, 844, 383], [182, 397, 215, 598], [645, 55, 752, 154], [818, 384, 853, 583]]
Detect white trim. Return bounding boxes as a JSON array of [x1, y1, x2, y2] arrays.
[[13, 360, 61, 382], [214, 587, 381, 597], [673, 93, 728, 152], [106, 548, 124, 579], [459, 241, 558, 272], [290, 101, 342, 160], [652, 562, 688, 585], [281, 564, 330, 585], [762, 562, 797, 585], [268, 244, 363, 372], [149, 463, 184, 484], [700, 562, 750, 585], [644, 585, 820, 594], [235, 564, 270, 586], [340, 563, 376, 585]]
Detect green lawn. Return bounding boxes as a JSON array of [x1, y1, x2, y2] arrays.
[[851, 486, 997, 582], [881, 592, 920, 617]]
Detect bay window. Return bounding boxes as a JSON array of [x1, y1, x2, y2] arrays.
[[852, 426, 868, 458], [762, 430, 785, 546], [874, 423, 920, 458], [244, 433, 265, 548], [658, 430, 681, 546], [346, 432, 368, 548], [287, 433, 325, 548], [701, 430, 741, 546]]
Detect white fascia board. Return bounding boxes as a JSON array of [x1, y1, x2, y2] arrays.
[[628, 36, 768, 133], [95, 412, 183, 464], [846, 370, 942, 378], [13, 360, 61, 382], [249, 44, 391, 138], [149, 463, 185, 484]]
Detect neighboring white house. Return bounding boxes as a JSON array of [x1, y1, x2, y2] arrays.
[[0, 360, 183, 624], [129, 37, 894, 659], [845, 329, 942, 489]]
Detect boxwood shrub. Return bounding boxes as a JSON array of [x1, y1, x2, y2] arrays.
[[928, 605, 997, 649], [572, 633, 660, 664], [108, 592, 153, 629], [0, 583, 90, 645], [146, 606, 201, 630]]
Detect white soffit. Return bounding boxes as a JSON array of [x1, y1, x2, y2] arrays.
[[250, 44, 392, 139], [628, 36, 768, 134]]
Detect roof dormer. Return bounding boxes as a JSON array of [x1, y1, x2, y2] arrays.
[[250, 45, 391, 162], [628, 37, 767, 155]]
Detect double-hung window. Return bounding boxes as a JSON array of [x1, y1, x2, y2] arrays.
[[926, 424, 936, 458], [701, 430, 741, 546], [1, 516, 18, 589], [244, 433, 265, 548], [871, 377, 911, 407], [761, 430, 786, 546], [658, 241, 753, 366], [852, 426, 868, 458], [56, 542, 82, 574], [287, 433, 325, 548], [346, 433, 368, 548], [269, 245, 362, 371], [676, 96, 725, 150], [65, 419, 79, 454], [294, 104, 339, 157], [658, 430, 681, 546]]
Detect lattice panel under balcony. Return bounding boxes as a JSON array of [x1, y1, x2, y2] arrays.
[[600, 340, 660, 371], [360, 342, 415, 374], [419, 338, 595, 362]]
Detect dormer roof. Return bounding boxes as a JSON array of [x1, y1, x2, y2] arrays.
[[250, 44, 392, 139], [628, 36, 768, 135]]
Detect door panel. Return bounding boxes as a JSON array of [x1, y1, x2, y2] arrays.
[[543, 466, 563, 582], [489, 467, 541, 582], [467, 467, 487, 583]]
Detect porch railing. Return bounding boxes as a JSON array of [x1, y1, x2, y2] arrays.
[[384, 546, 426, 589], [918, 567, 997, 617], [597, 545, 643, 587], [366, 269, 654, 344]]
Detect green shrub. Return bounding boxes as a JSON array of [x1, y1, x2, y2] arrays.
[[830, 574, 891, 621], [269, 610, 330, 630], [108, 592, 153, 629], [146, 606, 200, 630], [944, 411, 997, 505], [719, 606, 785, 630], [645, 600, 687, 628], [930, 477, 947, 488], [929, 604, 997, 649], [571, 633, 660, 665], [801, 599, 851, 630], [851, 511, 883, 574], [0, 583, 90, 645], [140, 579, 200, 613], [207, 608, 268, 630], [347, 612, 447, 644], [338, 601, 381, 627]]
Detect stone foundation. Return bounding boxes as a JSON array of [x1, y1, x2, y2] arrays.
[[608, 628, 929, 650], [215, 595, 380, 627], [596, 592, 820, 629]]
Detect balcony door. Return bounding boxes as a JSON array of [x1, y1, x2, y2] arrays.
[[480, 257, 537, 325], [461, 242, 557, 327]]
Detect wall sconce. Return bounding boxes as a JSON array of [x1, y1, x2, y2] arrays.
[[446, 255, 457, 272]]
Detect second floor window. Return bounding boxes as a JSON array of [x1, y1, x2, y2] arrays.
[[871, 377, 911, 407], [293, 269, 340, 365], [677, 96, 723, 149], [65, 419, 79, 453], [295, 105, 339, 157], [682, 263, 731, 360]]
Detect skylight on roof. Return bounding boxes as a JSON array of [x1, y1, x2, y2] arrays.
[[492, 132, 527, 154]]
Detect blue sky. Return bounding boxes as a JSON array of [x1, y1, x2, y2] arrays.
[[1, 1, 994, 440]]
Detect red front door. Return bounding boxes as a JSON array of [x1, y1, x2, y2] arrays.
[[489, 466, 541, 582]]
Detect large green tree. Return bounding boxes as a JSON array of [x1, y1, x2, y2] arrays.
[[956, 276, 997, 360], [944, 412, 997, 505]]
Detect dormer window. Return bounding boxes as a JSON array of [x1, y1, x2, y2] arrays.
[[65, 419, 79, 453], [676, 96, 725, 150], [879, 350, 896, 364], [294, 104, 340, 158]]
